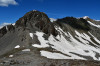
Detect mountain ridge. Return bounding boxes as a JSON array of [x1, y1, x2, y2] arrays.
[[0, 10, 100, 66]]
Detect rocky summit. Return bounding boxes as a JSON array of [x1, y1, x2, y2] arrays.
[[0, 10, 100, 66]]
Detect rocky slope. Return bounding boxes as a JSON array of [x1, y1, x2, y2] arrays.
[[0, 10, 100, 66]]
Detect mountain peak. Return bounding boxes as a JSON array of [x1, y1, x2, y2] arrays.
[[15, 10, 50, 27], [15, 10, 57, 36], [83, 16, 89, 19]]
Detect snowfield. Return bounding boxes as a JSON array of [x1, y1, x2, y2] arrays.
[[32, 26, 100, 60], [87, 21, 100, 28]]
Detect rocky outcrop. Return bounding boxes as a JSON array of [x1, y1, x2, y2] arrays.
[[15, 10, 57, 36], [0, 24, 15, 38], [56, 17, 90, 31], [15, 10, 50, 27], [0, 26, 7, 38]]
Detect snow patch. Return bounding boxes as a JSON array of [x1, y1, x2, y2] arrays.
[[40, 50, 86, 60], [9, 55, 13, 57], [15, 45, 20, 48], [83, 16, 89, 19], [22, 49, 30, 51], [87, 21, 100, 28], [6, 26, 8, 31], [88, 32, 100, 44], [40, 51, 70, 59], [50, 18, 57, 22], [32, 32, 49, 48], [29, 33, 33, 39]]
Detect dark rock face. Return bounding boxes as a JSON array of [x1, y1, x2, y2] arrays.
[[7, 25, 15, 31], [0, 26, 7, 38], [15, 10, 57, 36], [15, 11, 50, 27], [56, 17, 90, 31], [0, 24, 15, 38], [35, 21, 58, 36]]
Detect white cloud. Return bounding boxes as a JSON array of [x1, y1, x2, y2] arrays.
[[0, 23, 11, 29], [0, 0, 18, 7]]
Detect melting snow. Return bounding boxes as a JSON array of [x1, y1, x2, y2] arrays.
[[88, 32, 100, 44], [32, 32, 49, 48], [9, 55, 13, 57], [6, 26, 8, 31], [40, 50, 68, 59], [15, 45, 20, 48], [75, 31, 98, 47], [29, 33, 33, 39], [40, 50, 85, 59], [32, 27, 100, 60], [22, 49, 30, 51], [88, 21, 100, 28]]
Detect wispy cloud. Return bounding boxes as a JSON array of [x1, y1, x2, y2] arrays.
[[0, 0, 18, 7]]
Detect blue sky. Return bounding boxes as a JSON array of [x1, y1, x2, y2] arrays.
[[0, 0, 100, 24]]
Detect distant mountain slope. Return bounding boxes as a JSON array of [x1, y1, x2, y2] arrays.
[[0, 10, 100, 66]]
